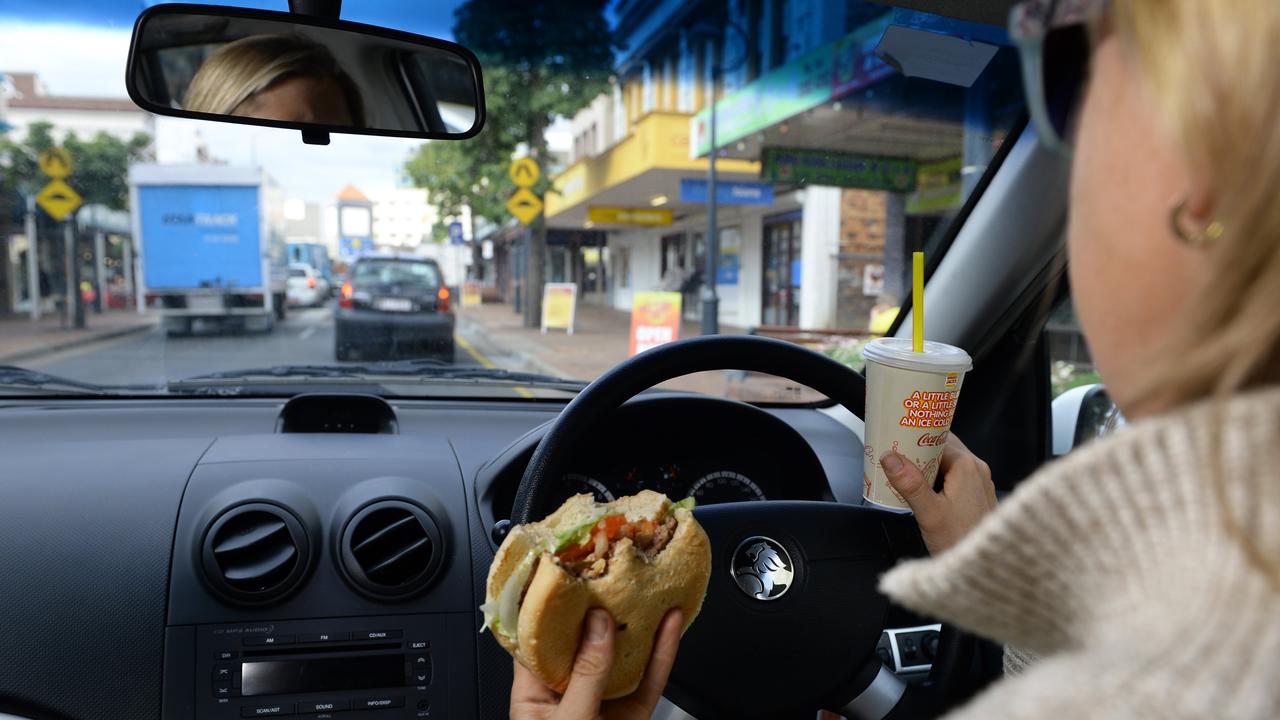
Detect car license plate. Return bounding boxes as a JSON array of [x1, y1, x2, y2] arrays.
[[375, 297, 413, 312], [188, 295, 222, 312]]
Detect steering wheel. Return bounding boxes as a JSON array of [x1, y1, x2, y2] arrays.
[[511, 335, 969, 719]]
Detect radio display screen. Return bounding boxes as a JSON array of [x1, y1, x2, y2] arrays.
[[241, 654, 404, 696]]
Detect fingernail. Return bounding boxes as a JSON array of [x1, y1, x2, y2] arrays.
[[880, 452, 904, 474], [587, 610, 609, 642]]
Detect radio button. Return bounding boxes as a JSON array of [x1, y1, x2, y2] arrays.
[[215, 650, 239, 661], [244, 635, 295, 647], [212, 682, 237, 699], [213, 664, 234, 681], [353, 696, 404, 710], [407, 654, 432, 684], [298, 700, 348, 713], [355, 630, 402, 641], [408, 641, 429, 650], [297, 632, 348, 644], [240, 702, 293, 716]]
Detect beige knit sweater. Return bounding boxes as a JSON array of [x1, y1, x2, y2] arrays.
[[880, 388, 1280, 719]]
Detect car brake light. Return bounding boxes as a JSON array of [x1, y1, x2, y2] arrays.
[[307, 277, 317, 289], [437, 286, 451, 313], [339, 281, 354, 309]]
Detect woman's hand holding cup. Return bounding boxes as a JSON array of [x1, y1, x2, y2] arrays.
[[881, 433, 997, 555]]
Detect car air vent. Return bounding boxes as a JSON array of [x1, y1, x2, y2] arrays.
[[201, 503, 311, 605], [276, 393, 398, 434], [340, 500, 444, 600]]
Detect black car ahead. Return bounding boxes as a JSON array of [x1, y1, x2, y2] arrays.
[[335, 254, 455, 361]]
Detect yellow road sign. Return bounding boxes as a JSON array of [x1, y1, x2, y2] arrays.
[[507, 187, 543, 225], [38, 147, 73, 178], [36, 179, 83, 221], [587, 206, 673, 226], [509, 157, 540, 188]]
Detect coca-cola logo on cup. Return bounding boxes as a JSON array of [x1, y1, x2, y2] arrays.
[[917, 431, 950, 447]]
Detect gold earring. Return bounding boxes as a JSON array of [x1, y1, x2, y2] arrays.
[[1169, 199, 1224, 248]]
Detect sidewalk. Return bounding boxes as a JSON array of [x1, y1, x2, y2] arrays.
[[0, 310, 156, 364], [455, 301, 825, 402]]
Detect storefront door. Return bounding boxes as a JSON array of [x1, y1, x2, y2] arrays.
[[762, 212, 802, 326]]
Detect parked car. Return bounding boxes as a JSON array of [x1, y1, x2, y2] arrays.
[[285, 262, 330, 307], [335, 253, 455, 360]]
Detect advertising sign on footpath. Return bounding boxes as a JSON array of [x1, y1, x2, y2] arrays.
[[541, 282, 577, 334], [461, 279, 483, 308], [629, 291, 682, 356]]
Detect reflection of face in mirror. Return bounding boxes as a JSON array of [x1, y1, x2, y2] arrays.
[[184, 34, 365, 127]]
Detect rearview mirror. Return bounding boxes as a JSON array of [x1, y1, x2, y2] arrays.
[[125, 3, 484, 144]]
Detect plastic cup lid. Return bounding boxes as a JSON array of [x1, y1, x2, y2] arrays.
[[863, 337, 972, 373]]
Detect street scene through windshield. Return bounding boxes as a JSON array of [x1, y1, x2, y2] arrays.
[[0, 0, 1037, 400]]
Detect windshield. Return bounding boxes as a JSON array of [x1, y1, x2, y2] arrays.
[[0, 1, 1024, 400]]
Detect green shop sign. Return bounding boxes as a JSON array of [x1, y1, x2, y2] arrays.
[[690, 14, 894, 157], [762, 148, 917, 192]]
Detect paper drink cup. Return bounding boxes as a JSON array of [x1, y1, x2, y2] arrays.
[[862, 337, 972, 510]]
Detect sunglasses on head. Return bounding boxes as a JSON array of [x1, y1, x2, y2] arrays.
[[1010, 0, 1111, 154]]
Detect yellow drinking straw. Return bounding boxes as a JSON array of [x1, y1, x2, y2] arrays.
[[912, 251, 924, 352]]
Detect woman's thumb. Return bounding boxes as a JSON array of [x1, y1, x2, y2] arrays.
[[880, 451, 937, 514]]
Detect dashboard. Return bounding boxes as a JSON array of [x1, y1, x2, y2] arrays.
[[0, 391, 865, 720], [480, 396, 834, 524]]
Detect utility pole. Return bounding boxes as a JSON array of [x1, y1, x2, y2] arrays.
[[701, 61, 720, 336], [64, 221, 84, 329], [692, 21, 745, 336], [94, 230, 107, 313], [24, 194, 39, 321]]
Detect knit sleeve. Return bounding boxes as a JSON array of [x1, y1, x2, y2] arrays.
[[1002, 645, 1038, 676]]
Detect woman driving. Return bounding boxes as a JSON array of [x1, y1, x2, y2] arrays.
[[511, 0, 1280, 717], [184, 32, 365, 127]]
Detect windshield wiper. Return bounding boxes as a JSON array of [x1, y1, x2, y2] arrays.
[[0, 365, 158, 396], [170, 361, 585, 391]]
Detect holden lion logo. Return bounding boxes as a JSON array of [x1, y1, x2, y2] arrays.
[[731, 536, 794, 601]]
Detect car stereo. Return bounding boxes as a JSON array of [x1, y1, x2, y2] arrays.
[[194, 615, 455, 719]]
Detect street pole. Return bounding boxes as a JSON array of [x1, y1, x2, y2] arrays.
[[64, 221, 84, 329], [24, 194, 39, 321], [701, 64, 720, 336], [124, 237, 137, 313], [94, 230, 107, 313]]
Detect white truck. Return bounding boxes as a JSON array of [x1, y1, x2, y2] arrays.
[[129, 164, 289, 335]]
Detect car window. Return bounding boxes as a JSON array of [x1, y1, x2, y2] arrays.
[[1046, 295, 1098, 399], [0, 1, 1025, 400], [353, 260, 441, 287], [288, 268, 308, 279]]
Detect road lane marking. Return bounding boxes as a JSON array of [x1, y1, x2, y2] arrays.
[[299, 326, 316, 340], [454, 332, 533, 399]]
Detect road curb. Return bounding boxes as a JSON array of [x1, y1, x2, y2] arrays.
[[0, 322, 156, 364], [454, 315, 572, 379]]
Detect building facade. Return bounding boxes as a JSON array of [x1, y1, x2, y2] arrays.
[[547, 0, 1022, 333]]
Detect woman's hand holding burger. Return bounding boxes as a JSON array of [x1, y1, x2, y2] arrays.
[[511, 607, 684, 720]]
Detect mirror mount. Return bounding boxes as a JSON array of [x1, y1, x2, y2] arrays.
[[288, 0, 341, 21], [300, 128, 330, 145]]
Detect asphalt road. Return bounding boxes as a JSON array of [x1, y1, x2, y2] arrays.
[[28, 301, 482, 387]]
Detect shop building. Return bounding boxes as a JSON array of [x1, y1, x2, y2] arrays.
[[547, 0, 1022, 332]]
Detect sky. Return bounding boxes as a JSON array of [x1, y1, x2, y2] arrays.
[[0, 0, 498, 204]]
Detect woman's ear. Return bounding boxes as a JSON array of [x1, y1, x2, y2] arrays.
[[1179, 175, 1216, 226]]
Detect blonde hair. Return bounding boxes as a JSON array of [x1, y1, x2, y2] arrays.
[[184, 33, 364, 126], [1113, 1, 1280, 581]]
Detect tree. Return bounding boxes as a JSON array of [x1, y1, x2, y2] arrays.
[[403, 0, 616, 326], [1, 121, 152, 211]]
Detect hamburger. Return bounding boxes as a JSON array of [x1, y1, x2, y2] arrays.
[[481, 490, 712, 698]]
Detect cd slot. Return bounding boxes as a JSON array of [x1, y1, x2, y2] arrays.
[[243, 641, 400, 658]]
